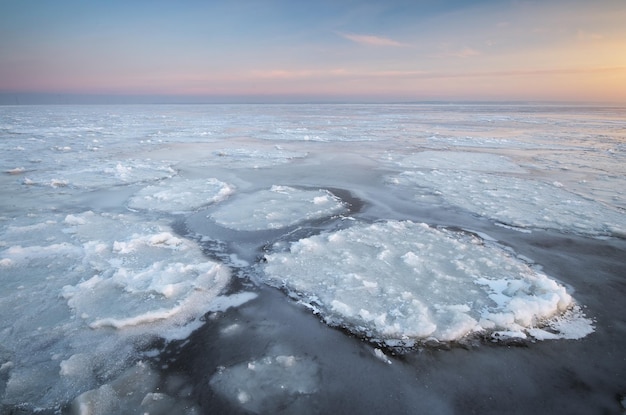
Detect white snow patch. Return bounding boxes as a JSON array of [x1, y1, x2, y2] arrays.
[[262, 220, 592, 345]]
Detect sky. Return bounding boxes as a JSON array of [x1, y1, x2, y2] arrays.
[[1, 0, 625, 103]]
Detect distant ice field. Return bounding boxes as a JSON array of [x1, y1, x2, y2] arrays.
[[1, 104, 624, 413]]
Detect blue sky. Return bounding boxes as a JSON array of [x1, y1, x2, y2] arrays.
[[1, 0, 625, 102]]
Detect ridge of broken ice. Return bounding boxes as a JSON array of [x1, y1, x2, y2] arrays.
[[262, 220, 593, 346], [210, 185, 347, 231]]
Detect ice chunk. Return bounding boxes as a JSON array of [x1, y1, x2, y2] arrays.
[[210, 353, 319, 413], [210, 185, 346, 231], [69, 361, 201, 415], [373, 348, 392, 364], [262, 220, 592, 345]]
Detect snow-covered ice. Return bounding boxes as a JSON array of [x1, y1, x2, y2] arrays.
[[262, 220, 592, 344]]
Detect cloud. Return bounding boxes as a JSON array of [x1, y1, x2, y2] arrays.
[[248, 68, 431, 81], [412, 66, 626, 80], [339, 32, 408, 47]]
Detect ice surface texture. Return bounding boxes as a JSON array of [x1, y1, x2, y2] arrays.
[[263, 220, 592, 345]]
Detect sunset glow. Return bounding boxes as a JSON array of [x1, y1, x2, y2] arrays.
[[1, 0, 625, 103]]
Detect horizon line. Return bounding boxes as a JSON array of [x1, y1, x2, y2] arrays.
[[1, 92, 624, 107]]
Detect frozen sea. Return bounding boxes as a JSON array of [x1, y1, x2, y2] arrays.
[[0, 103, 625, 414]]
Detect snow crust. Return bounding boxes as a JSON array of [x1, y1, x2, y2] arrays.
[[263, 220, 593, 345], [210, 185, 347, 231], [391, 170, 625, 237]]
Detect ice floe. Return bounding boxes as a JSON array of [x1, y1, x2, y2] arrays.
[[0, 210, 252, 409], [128, 178, 234, 213], [210, 185, 347, 231], [390, 170, 625, 237], [262, 220, 593, 346], [22, 159, 177, 189]]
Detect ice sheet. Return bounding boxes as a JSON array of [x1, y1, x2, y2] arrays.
[[262, 220, 593, 345]]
